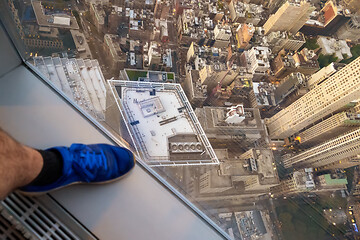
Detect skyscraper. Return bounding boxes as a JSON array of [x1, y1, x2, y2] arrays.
[[263, 0, 315, 35], [266, 57, 360, 139], [297, 111, 360, 146], [283, 127, 360, 169]]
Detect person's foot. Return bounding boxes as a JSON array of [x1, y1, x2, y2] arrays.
[[19, 144, 135, 195]]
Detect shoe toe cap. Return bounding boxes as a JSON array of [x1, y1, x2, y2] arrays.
[[109, 146, 135, 174]]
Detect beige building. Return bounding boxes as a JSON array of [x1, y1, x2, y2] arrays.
[[271, 169, 348, 196], [283, 127, 360, 169], [184, 68, 207, 108], [90, 3, 105, 32], [298, 112, 360, 146], [215, 149, 279, 192], [263, 0, 315, 35], [236, 23, 255, 50], [104, 34, 126, 72], [243, 47, 271, 75], [321, 155, 360, 170], [266, 57, 360, 139], [195, 107, 265, 147], [265, 31, 306, 54], [307, 62, 341, 90], [234, 149, 279, 191], [199, 170, 233, 194], [270, 168, 315, 196], [198, 63, 238, 87]]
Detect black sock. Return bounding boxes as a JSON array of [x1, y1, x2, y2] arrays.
[[30, 150, 64, 186]]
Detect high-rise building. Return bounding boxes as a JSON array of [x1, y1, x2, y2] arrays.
[[230, 149, 279, 191], [90, 3, 105, 32], [266, 57, 360, 139], [263, 0, 315, 35], [270, 168, 315, 196], [33, 57, 107, 120], [154, 0, 170, 19], [184, 68, 208, 108], [307, 62, 345, 90], [283, 127, 360, 169], [214, 24, 232, 41], [104, 34, 126, 71], [297, 111, 360, 146]]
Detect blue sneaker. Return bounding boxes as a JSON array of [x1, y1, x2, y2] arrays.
[[19, 143, 135, 195]]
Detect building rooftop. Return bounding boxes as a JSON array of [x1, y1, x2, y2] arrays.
[[108, 80, 219, 166], [33, 56, 106, 120], [104, 34, 125, 61], [320, 174, 348, 185], [197, 106, 263, 130], [307, 62, 345, 89], [293, 168, 315, 189], [190, 70, 208, 98], [252, 82, 276, 106], [275, 72, 307, 104], [205, 169, 233, 189], [317, 36, 352, 61], [235, 211, 268, 240], [91, 3, 105, 25], [230, 1, 264, 25], [70, 30, 92, 59], [31, 1, 79, 29]]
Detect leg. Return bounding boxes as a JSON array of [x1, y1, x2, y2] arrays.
[[0, 128, 43, 199], [0, 128, 135, 197]]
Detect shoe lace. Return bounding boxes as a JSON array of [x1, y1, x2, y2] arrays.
[[71, 146, 108, 182]]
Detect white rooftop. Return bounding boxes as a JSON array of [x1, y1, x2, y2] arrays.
[[53, 16, 71, 26], [108, 80, 219, 167], [33, 57, 106, 120], [317, 36, 352, 61]]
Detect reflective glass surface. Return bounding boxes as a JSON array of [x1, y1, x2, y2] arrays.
[[1, 0, 360, 239]]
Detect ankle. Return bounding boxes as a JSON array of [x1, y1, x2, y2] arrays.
[[18, 146, 43, 187], [29, 149, 63, 186]]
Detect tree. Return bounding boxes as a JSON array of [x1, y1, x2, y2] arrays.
[[303, 38, 320, 50], [341, 44, 360, 64], [317, 54, 338, 68]]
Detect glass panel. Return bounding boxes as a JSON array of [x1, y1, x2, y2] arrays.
[[1, 0, 360, 239]]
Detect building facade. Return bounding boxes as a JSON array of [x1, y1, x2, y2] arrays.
[[266, 57, 360, 139], [298, 111, 360, 146], [283, 127, 360, 169], [270, 168, 315, 196], [263, 0, 315, 35]]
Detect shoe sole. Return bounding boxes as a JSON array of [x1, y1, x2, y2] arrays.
[[17, 155, 136, 197]]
